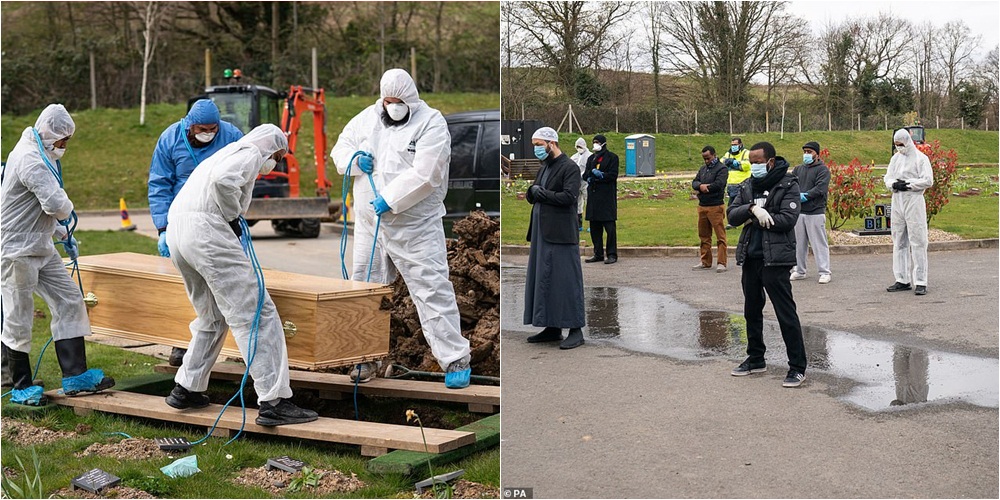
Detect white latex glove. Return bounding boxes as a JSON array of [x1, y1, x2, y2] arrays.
[[750, 204, 774, 229]]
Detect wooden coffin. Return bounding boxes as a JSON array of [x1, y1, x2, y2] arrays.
[[73, 252, 391, 370]]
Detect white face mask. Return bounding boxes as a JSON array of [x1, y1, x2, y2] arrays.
[[593, 143, 602, 151], [260, 158, 277, 175], [195, 131, 216, 143], [576, 147, 585, 153], [895, 145, 906, 154], [385, 102, 409, 121], [48, 147, 66, 160]]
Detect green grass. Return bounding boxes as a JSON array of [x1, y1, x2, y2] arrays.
[[501, 170, 999, 246], [547, 129, 999, 172], [5, 231, 499, 498], [1, 93, 499, 211]]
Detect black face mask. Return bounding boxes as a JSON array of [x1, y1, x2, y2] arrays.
[[381, 110, 410, 128]]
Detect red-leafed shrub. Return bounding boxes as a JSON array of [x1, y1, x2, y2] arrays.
[[916, 141, 958, 223], [821, 149, 878, 230]]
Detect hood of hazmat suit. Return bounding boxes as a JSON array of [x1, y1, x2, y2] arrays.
[[571, 137, 592, 173], [884, 129, 934, 194], [2, 104, 76, 259]]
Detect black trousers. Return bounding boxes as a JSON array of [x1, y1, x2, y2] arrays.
[[589, 220, 617, 259], [741, 258, 807, 373]]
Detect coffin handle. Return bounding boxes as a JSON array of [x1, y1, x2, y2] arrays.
[[83, 292, 98, 308], [282, 321, 297, 338]]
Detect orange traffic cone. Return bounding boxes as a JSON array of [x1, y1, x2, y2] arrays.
[[119, 198, 137, 231]]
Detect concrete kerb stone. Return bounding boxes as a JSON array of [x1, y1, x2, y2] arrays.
[[501, 238, 998, 257]]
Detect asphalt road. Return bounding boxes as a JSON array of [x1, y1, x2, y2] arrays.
[[500, 248, 998, 498]]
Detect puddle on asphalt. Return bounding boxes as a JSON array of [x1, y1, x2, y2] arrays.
[[501, 267, 999, 412]]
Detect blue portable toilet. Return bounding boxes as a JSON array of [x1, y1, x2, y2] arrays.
[[624, 134, 655, 176]]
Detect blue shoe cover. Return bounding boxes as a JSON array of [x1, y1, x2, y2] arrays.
[[11, 385, 46, 406], [62, 369, 108, 395], [161, 455, 200, 478], [445, 368, 471, 389]]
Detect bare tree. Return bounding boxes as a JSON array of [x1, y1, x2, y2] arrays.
[[136, 1, 168, 126], [936, 20, 982, 105], [505, 1, 634, 100], [642, 1, 667, 106], [658, 1, 804, 107]]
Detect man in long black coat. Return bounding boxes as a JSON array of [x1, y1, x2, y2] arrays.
[[582, 134, 619, 264], [523, 127, 586, 350]]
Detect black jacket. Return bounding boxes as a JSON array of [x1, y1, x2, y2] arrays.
[[692, 159, 728, 206], [727, 157, 800, 267], [792, 159, 830, 215], [582, 148, 619, 221], [526, 152, 581, 245]]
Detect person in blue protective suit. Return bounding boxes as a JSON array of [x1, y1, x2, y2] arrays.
[[331, 69, 472, 389], [1, 104, 115, 406], [147, 99, 243, 367], [165, 124, 318, 426]]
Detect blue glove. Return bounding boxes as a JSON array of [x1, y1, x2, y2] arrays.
[[371, 195, 392, 216], [158, 232, 170, 257], [64, 237, 79, 260], [357, 152, 374, 174], [800, 193, 808, 203], [591, 168, 604, 179]]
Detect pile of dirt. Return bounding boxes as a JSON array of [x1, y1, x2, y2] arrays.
[[1, 418, 76, 446], [75, 438, 164, 460], [384, 211, 500, 377], [53, 486, 156, 499], [418, 480, 501, 499], [828, 228, 962, 246], [232, 466, 364, 495]]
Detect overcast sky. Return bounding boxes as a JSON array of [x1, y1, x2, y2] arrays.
[[785, 0, 999, 60]]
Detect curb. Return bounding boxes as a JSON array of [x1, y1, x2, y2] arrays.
[[501, 238, 999, 257]]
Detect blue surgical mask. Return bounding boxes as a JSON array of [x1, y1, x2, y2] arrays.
[[803, 153, 813, 165], [750, 162, 768, 178], [534, 145, 549, 161], [730, 145, 740, 154]]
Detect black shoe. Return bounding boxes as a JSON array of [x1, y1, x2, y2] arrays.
[[731, 358, 767, 376], [886, 282, 912, 292], [914, 285, 927, 295], [559, 328, 584, 350], [256, 399, 319, 426], [165, 384, 210, 410], [527, 327, 562, 343], [584, 255, 604, 263], [168, 347, 187, 367], [782, 370, 806, 388], [604, 256, 617, 264]]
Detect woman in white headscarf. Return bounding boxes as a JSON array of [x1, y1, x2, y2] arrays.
[[165, 124, 318, 426], [883, 129, 934, 295], [1, 104, 115, 406]]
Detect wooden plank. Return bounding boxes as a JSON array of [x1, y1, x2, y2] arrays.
[[154, 363, 500, 407], [367, 414, 500, 476], [360, 445, 388, 457], [47, 390, 476, 454]]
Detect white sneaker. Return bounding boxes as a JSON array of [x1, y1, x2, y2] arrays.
[[818, 274, 832, 284], [716, 264, 727, 273], [789, 272, 807, 281]]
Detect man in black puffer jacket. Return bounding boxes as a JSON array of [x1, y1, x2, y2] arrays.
[[727, 141, 807, 388]]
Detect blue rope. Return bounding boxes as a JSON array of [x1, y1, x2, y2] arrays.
[[190, 216, 264, 446], [339, 151, 382, 282]]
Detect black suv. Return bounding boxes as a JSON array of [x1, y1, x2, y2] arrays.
[[443, 109, 500, 236]]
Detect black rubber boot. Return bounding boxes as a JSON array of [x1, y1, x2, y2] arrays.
[[526, 327, 562, 343], [1, 347, 12, 387], [165, 383, 211, 409], [2, 343, 34, 390], [54, 337, 115, 395], [256, 399, 319, 426], [169, 347, 187, 367], [560, 328, 585, 350]]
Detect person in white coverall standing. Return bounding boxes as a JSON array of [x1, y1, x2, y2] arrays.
[[884, 128, 934, 296], [331, 69, 472, 389], [570, 137, 591, 231], [165, 124, 318, 426]]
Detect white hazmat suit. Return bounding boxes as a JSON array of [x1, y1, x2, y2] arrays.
[[570, 137, 591, 218], [167, 124, 293, 403], [1, 104, 89, 354], [330, 69, 470, 370], [883, 129, 934, 287]]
